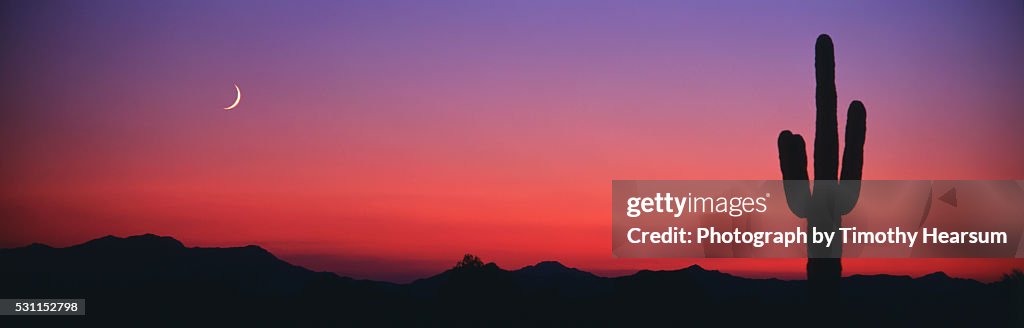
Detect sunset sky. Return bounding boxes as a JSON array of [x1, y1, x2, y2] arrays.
[[2, 0, 1023, 282]]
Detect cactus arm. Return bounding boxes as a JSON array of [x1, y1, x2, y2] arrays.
[[814, 34, 840, 181], [779, 130, 811, 218], [838, 101, 867, 214]]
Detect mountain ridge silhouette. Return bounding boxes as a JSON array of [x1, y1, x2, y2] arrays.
[[1, 234, 994, 284], [1, 234, 1020, 325]]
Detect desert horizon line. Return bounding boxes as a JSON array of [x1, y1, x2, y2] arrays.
[[6, 232, 1018, 285]]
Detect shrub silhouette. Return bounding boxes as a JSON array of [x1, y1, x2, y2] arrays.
[[997, 269, 1024, 325], [455, 254, 484, 269], [777, 34, 866, 302]]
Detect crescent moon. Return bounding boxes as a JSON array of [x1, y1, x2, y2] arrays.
[[224, 84, 241, 110]]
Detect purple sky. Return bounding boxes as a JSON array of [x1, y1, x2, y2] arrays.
[[2, 0, 1022, 282]]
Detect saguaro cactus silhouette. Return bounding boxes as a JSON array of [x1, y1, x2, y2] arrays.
[[777, 34, 866, 299]]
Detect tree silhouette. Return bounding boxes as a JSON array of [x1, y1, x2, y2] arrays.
[[998, 269, 1024, 325], [455, 254, 484, 269], [777, 34, 866, 303]]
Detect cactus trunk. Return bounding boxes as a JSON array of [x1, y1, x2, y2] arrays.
[[777, 34, 867, 302]]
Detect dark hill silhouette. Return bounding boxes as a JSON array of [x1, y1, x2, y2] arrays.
[[1, 234, 1021, 326], [516, 260, 596, 279], [2, 234, 316, 297]]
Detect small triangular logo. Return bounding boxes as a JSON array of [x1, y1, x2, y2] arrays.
[[939, 187, 957, 207]]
